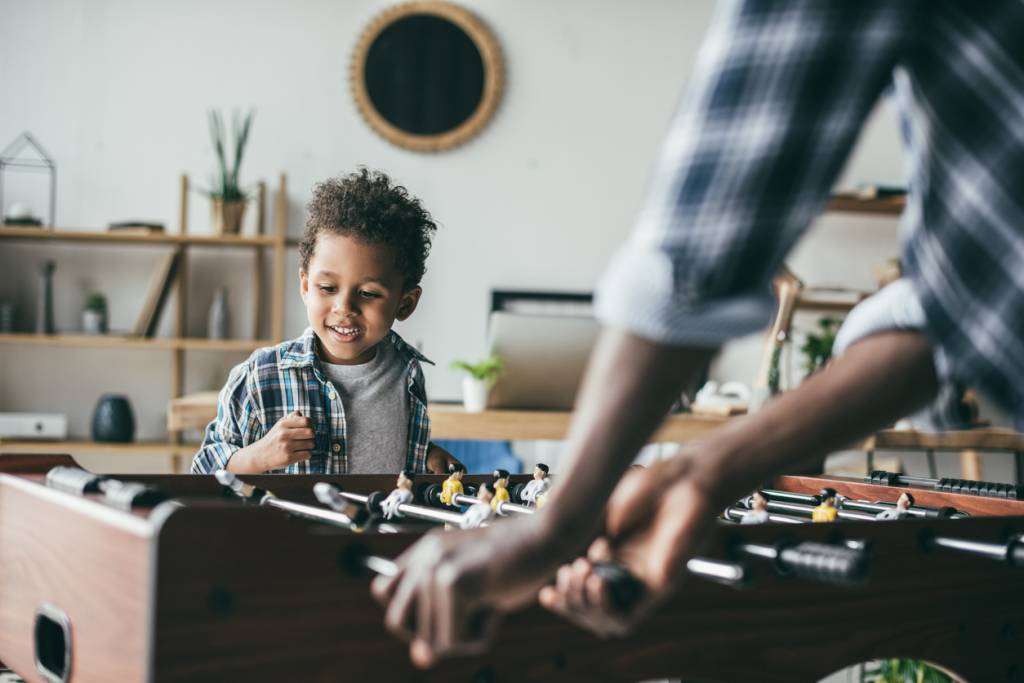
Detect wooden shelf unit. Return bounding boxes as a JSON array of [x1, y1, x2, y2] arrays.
[[0, 173, 291, 472], [0, 332, 275, 351], [0, 225, 277, 247]]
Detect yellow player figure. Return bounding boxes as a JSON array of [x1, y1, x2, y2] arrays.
[[440, 463, 465, 506], [491, 469, 510, 512], [812, 487, 839, 523]]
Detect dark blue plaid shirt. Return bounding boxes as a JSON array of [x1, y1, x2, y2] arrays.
[[191, 329, 433, 474], [595, 1, 1024, 419]]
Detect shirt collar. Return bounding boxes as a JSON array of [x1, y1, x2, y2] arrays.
[[278, 328, 433, 370]]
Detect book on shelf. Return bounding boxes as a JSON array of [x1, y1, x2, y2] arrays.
[[107, 221, 165, 236], [132, 251, 180, 337]]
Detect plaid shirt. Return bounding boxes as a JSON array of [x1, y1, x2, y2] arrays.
[[596, 1, 1024, 419], [191, 329, 433, 474]]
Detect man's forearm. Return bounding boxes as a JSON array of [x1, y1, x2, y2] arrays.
[[693, 331, 940, 507], [539, 328, 714, 540]]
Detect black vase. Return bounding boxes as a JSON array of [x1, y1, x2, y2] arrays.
[[91, 394, 135, 443]]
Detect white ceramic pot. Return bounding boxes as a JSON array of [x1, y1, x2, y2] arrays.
[[82, 309, 106, 335], [462, 377, 489, 413]]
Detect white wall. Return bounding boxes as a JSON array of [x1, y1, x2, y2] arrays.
[[0, 0, 912, 447]]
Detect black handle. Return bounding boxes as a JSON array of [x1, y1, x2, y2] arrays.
[[34, 603, 72, 683], [1008, 536, 1024, 568], [776, 541, 869, 585], [591, 562, 645, 613]]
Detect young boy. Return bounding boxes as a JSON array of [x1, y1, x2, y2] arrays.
[[191, 168, 457, 475]]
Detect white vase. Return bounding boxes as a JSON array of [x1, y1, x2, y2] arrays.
[[82, 309, 106, 335], [462, 377, 489, 413], [208, 288, 229, 340]]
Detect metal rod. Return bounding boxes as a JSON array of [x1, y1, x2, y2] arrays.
[[763, 500, 877, 522], [686, 557, 746, 585], [451, 493, 534, 516], [931, 535, 1008, 562], [340, 491, 465, 526], [263, 497, 360, 528], [723, 507, 804, 525]]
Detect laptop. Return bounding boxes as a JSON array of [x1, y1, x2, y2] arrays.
[[486, 311, 600, 410]]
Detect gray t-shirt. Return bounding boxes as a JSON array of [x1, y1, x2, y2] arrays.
[[321, 340, 409, 473]]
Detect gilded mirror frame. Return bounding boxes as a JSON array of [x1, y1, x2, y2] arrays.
[[351, 2, 504, 152]]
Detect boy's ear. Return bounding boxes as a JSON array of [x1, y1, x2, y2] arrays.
[[396, 287, 422, 321], [299, 270, 309, 303]]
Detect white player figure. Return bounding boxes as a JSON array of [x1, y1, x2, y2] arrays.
[[460, 482, 496, 529], [875, 491, 915, 520], [520, 463, 551, 506], [741, 490, 771, 524], [381, 470, 415, 520]]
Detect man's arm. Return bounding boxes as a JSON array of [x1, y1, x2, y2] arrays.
[[539, 330, 939, 635]]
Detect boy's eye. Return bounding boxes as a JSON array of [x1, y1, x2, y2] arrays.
[[318, 285, 336, 294], [359, 290, 382, 299]]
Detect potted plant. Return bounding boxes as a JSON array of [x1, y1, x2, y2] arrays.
[[451, 355, 503, 413], [82, 292, 107, 335], [800, 317, 838, 377], [205, 109, 254, 236]]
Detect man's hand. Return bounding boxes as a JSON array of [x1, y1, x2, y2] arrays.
[[371, 516, 573, 667], [227, 411, 315, 473], [539, 458, 714, 637], [425, 443, 462, 474]]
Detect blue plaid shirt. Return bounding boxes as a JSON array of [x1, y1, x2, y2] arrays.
[[191, 329, 433, 474], [596, 1, 1024, 419]]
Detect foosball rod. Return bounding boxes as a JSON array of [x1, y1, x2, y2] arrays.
[[215, 470, 366, 529], [752, 499, 878, 522], [451, 493, 535, 516], [723, 506, 804, 524], [334, 488, 466, 526], [750, 490, 962, 519], [928, 532, 1024, 567], [867, 469, 1022, 500]]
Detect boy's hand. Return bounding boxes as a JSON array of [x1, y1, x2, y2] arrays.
[[228, 411, 315, 473], [425, 443, 462, 474]]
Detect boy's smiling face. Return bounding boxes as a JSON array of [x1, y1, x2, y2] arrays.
[[300, 232, 421, 365]]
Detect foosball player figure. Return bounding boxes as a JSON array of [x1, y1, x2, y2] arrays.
[[876, 491, 915, 520], [741, 490, 770, 524], [381, 470, 416, 520], [812, 487, 839, 523], [461, 482, 496, 529], [492, 469, 511, 511], [520, 463, 551, 506], [440, 462, 466, 506]]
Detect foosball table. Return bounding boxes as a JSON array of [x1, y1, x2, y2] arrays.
[[1, 454, 1023, 682]]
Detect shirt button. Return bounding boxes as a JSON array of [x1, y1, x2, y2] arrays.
[[332, 443, 341, 453], [327, 389, 336, 399]]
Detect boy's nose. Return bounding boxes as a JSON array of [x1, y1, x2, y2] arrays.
[[333, 292, 360, 315]]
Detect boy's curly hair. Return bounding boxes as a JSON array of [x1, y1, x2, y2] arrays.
[[299, 168, 437, 288]]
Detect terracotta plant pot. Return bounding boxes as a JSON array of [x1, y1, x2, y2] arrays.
[[211, 198, 247, 236]]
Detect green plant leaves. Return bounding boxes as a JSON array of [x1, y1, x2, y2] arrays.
[[451, 355, 504, 381], [205, 108, 254, 201]]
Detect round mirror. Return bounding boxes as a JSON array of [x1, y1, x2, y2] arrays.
[[351, 2, 504, 152]]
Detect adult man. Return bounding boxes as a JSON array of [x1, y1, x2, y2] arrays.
[[374, 1, 1024, 663]]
